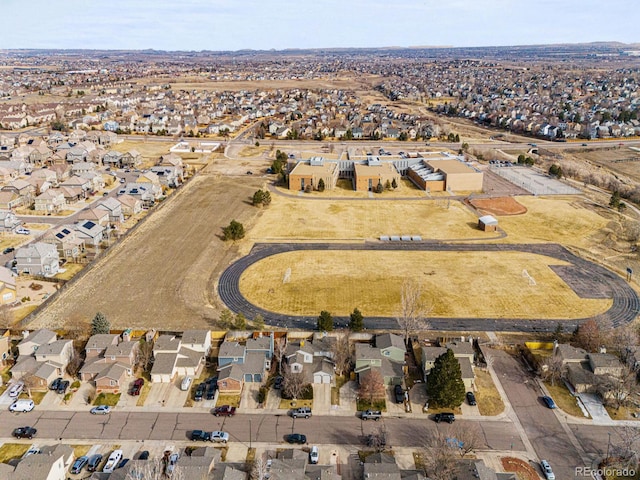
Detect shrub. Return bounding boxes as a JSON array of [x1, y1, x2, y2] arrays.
[[305, 184, 313, 193], [257, 386, 268, 404]]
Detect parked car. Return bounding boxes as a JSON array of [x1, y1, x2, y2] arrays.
[[205, 382, 217, 400], [309, 446, 319, 464], [56, 380, 70, 395], [119, 177, 126, 183], [194, 383, 205, 401], [129, 378, 144, 396], [9, 399, 35, 413], [87, 454, 103, 472], [165, 452, 179, 476], [103, 450, 123, 473], [117, 458, 130, 469], [433, 413, 455, 424], [291, 407, 312, 419], [273, 376, 283, 390], [2, 247, 14, 254], [22, 446, 41, 458], [211, 431, 230, 443], [9, 382, 24, 398], [213, 405, 236, 417], [12, 426, 37, 439], [71, 455, 89, 474], [394, 384, 404, 404], [138, 451, 149, 460], [180, 376, 192, 391], [466, 392, 477, 406], [191, 430, 211, 442], [16, 227, 30, 235], [286, 433, 307, 444], [541, 396, 557, 409], [90, 405, 112, 415], [541, 460, 555, 480], [360, 410, 382, 421], [49, 377, 63, 391]]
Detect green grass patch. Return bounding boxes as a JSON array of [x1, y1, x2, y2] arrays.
[[93, 392, 121, 406], [0, 366, 12, 384], [0, 443, 30, 463], [474, 369, 505, 416], [216, 394, 241, 408], [356, 398, 387, 412], [71, 380, 81, 389], [20, 390, 47, 405], [543, 381, 588, 419], [279, 398, 313, 410], [63, 392, 73, 404]]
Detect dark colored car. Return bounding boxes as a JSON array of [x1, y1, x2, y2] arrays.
[[433, 413, 455, 424], [56, 380, 70, 395], [117, 458, 130, 469], [87, 454, 103, 472], [273, 376, 283, 390], [194, 383, 205, 401], [213, 405, 236, 417], [191, 429, 212, 441], [204, 377, 218, 387], [138, 451, 150, 460], [394, 384, 404, 404], [205, 382, 216, 400], [2, 247, 15, 254], [286, 433, 307, 444], [466, 391, 477, 406], [130, 378, 144, 396], [12, 426, 37, 439], [49, 377, 63, 391], [542, 396, 557, 409], [71, 456, 89, 474]]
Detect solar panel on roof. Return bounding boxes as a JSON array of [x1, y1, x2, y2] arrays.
[[62, 229, 71, 234], [55, 233, 64, 239], [83, 221, 96, 229]]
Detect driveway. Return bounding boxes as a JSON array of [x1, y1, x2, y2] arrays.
[[577, 393, 611, 423], [146, 379, 189, 408], [408, 383, 428, 414], [386, 386, 406, 415], [241, 383, 261, 409], [335, 381, 357, 415], [312, 384, 331, 415]]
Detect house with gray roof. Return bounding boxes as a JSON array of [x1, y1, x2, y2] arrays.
[[74, 219, 105, 247], [0, 209, 22, 232], [13, 330, 70, 388], [15, 241, 60, 277], [150, 333, 206, 383], [217, 334, 274, 394], [96, 197, 124, 224], [285, 337, 336, 385], [421, 342, 476, 391], [355, 334, 406, 386], [12, 444, 74, 480]]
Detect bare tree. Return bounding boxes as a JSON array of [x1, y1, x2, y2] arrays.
[[598, 365, 640, 411], [0, 305, 15, 331], [610, 426, 640, 468], [331, 334, 352, 377], [66, 346, 83, 377], [137, 338, 154, 373], [250, 453, 268, 480], [396, 279, 432, 346], [21, 373, 40, 398], [574, 319, 601, 352], [540, 355, 565, 387], [358, 370, 385, 405], [273, 337, 287, 375], [282, 366, 306, 400], [419, 431, 459, 480], [366, 424, 388, 452], [452, 423, 484, 458], [124, 457, 188, 480]]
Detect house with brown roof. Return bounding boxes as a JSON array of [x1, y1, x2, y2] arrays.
[[78, 207, 110, 226], [117, 194, 143, 217], [34, 189, 65, 213], [42, 225, 85, 260], [0, 191, 23, 210]]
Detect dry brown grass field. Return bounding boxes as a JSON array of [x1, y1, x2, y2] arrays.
[[564, 146, 640, 182], [27, 174, 265, 330], [238, 250, 610, 318]]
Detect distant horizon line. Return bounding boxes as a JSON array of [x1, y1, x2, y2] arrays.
[[1, 40, 639, 54]]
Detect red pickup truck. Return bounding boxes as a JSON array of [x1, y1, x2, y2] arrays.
[[213, 405, 236, 417]]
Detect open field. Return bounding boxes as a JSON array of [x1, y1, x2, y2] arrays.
[[565, 146, 640, 182], [496, 196, 610, 247], [238, 250, 610, 318], [26, 174, 265, 330], [247, 195, 489, 242]]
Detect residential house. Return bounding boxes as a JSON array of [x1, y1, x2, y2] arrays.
[[57, 185, 85, 203], [13, 329, 69, 388], [1, 179, 36, 205], [0, 209, 22, 233], [12, 444, 75, 480], [118, 182, 162, 207], [122, 150, 142, 167], [355, 334, 405, 386], [61, 175, 93, 193], [150, 334, 206, 383], [80, 334, 138, 392], [74, 220, 105, 248], [15, 242, 60, 276], [117, 193, 143, 217], [149, 165, 182, 187], [0, 266, 16, 306], [102, 150, 124, 168], [422, 341, 476, 391], [48, 163, 73, 182], [42, 225, 85, 261], [34, 189, 65, 213], [77, 207, 110, 227], [0, 191, 23, 210], [217, 335, 274, 393], [268, 448, 341, 480], [96, 197, 125, 224], [17, 329, 58, 357], [284, 335, 336, 384], [71, 161, 98, 176], [0, 329, 10, 364]]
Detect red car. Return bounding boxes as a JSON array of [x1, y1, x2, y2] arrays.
[[213, 405, 236, 417], [129, 378, 144, 396]]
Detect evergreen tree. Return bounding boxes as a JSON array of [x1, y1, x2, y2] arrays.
[[317, 178, 326, 192], [91, 312, 110, 335], [252, 190, 265, 206], [426, 349, 466, 408], [609, 191, 621, 210], [317, 310, 333, 331], [222, 220, 245, 241], [349, 308, 364, 332], [391, 178, 398, 189], [261, 190, 272, 206]]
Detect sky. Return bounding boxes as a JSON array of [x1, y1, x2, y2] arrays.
[[0, 0, 638, 51]]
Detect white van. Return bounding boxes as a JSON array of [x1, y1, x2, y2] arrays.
[[103, 449, 123, 473], [9, 399, 34, 413], [180, 376, 192, 391]]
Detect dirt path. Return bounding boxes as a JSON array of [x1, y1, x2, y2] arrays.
[[26, 173, 266, 330]]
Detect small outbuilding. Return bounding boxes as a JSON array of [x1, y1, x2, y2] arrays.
[[478, 215, 498, 231]]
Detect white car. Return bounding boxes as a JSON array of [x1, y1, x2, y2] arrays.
[[180, 376, 192, 391], [541, 460, 555, 480], [8, 382, 24, 398], [22, 446, 41, 458], [166, 452, 179, 476], [103, 450, 123, 473], [309, 446, 319, 464], [10, 399, 34, 412], [211, 431, 229, 443], [90, 405, 111, 415], [15, 227, 30, 235]]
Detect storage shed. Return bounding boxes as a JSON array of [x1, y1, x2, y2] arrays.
[[478, 215, 498, 231]]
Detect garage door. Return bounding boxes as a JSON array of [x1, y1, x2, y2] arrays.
[[313, 374, 322, 384], [322, 375, 331, 384]]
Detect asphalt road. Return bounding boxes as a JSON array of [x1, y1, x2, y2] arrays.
[[0, 408, 525, 452]]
